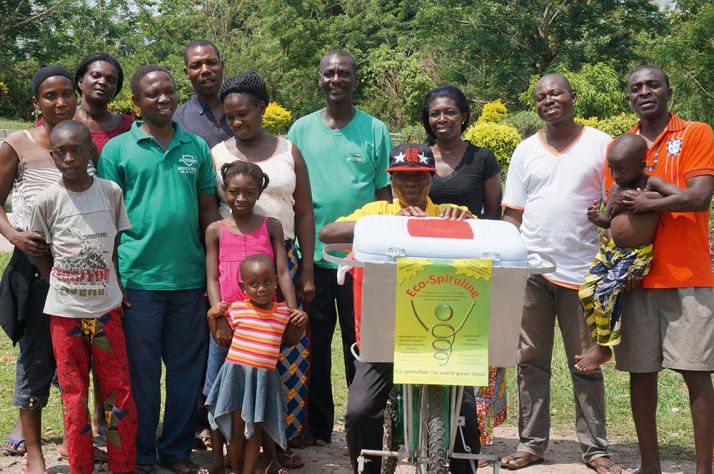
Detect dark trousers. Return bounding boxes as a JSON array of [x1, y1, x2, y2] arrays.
[[307, 266, 357, 440], [123, 288, 208, 465], [345, 360, 480, 474]]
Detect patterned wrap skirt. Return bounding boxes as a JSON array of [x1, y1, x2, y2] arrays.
[[579, 241, 654, 346], [276, 240, 311, 439]]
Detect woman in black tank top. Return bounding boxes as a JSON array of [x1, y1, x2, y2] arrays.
[[422, 85, 502, 219]]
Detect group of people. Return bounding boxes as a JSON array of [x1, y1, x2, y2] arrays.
[[0, 37, 710, 474]]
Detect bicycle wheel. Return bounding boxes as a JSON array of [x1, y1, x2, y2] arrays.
[[425, 386, 447, 474], [380, 388, 399, 474]]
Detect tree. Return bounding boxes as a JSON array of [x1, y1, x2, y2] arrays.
[[656, 0, 714, 124]]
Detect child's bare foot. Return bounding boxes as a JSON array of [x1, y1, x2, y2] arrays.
[[575, 344, 612, 372]]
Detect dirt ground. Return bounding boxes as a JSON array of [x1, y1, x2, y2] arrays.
[[0, 425, 699, 473]]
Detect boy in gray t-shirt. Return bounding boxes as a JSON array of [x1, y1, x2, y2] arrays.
[[30, 120, 137, 474]]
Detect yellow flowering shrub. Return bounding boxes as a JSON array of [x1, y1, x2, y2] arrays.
[[464, 122, 521, 171], [263, 102, 292, 135], [478, 99, 507, 123], [575, 113, 638, 137]]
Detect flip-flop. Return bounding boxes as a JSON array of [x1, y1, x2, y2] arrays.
[[278, 449, 304, 468], [2, 435, 26, 456], [586, 457, 622, 474], [501, 452, 544, 470], [57, 445, 108, 463]]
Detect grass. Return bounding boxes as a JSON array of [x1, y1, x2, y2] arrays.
[[0, 117, 32, 130], [0, 252, 703, 460]]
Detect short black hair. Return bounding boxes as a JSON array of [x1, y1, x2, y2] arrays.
[[629, 64, 670, 88], [609, 134, 647, 165], [49, 120, 92, 147], [240, 253, 276, 279], [421, 85, 471, 145], [535, 73, 574, 95], [130, 65, 174, 97], [220, 160, 270, 191], [183, 40, 221, 64], [320, 50, 358, 75], [219, 72, 270, 105], [75, 53, 124, 99]]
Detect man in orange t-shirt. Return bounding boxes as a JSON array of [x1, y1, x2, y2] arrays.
[[606, 65, 714, 474]]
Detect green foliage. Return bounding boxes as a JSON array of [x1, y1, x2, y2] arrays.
[[463, 122, 521, 172], [521, 63, 627, 119], [263, 102, 292, 136], [394, 123, 427, 146], [655, 0, 714, 124], [502, 110, 543, 138], [2, 0, 713, 131], [575, 113, 638, 137], [596, 113, 638, 137], [478, 99, 507, 124], [107, 90, 140, 118], [360, 45, 438, 129]]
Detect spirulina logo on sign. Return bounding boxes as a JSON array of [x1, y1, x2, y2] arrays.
[[178, 155, 198, 174], [347, 152, 365, 163]]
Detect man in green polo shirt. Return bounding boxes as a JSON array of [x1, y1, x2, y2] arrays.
[[98, 64, 219, 474], [287, 50, 392, 447]]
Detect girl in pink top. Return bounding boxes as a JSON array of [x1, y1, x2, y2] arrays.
[[204, 160, 299, 474]]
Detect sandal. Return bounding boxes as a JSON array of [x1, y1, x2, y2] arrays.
[[586, 457, 622, 474], [278, 449, 304, 468], [2, 435, 26, 456], [501, 451, 544, 470], [57, 445, 108, 463], [194, 431, 212, 450]]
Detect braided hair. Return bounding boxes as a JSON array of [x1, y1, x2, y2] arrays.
[[220, 160, 270, 191], [219, 71, 269, 105], [421, 85, 471, 145], [75, 53, 124, 99]]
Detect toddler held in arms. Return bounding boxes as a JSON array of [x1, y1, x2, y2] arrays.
[[575, 134, 680, 372]]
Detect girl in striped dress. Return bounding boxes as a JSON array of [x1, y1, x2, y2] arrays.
[[205, 254, 307, 474]]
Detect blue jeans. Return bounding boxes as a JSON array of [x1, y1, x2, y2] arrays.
[[202, 334, 228, 397], [122, 288, 208, 465]]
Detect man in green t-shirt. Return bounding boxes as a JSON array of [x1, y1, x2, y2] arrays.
[[99, 64, 219, 473], [287, 50, 392, 447]]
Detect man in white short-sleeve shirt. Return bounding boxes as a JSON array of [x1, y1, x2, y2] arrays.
[[500, 74, 621, 474]]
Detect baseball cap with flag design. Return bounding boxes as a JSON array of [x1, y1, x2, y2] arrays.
[[385, 143, 436, 173]]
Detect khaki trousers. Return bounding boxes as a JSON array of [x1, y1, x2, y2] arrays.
[[516, 275, 610, 461]]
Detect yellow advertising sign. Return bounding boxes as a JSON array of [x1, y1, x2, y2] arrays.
[[394, 258, 491, 386]]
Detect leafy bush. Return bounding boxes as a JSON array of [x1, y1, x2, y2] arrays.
[[574, 113, 638, 137], [478, 99, 507, 123], [502, 110, 542, 138], [0, 82, 7, 95], [597, 113, 638, 137], [520, 63, 626, 119], [263, 102, 293, 136], [394, 123, 427, 145], [463, 122, 521, 172], [108, 90, 140, 118], [575, 116, 601, 128]]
